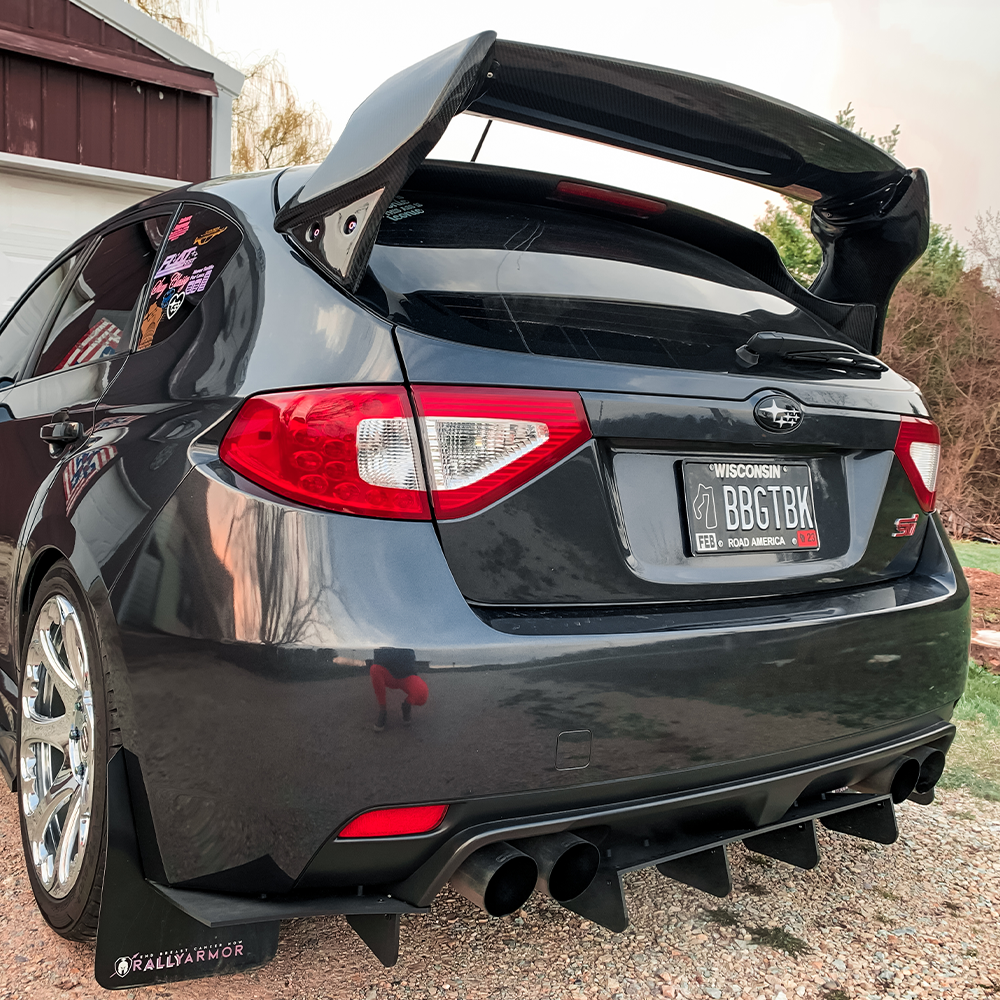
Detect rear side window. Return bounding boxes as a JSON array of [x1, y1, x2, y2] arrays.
[[34, 216, 172, 377], [0, 252, 79, 383], [137, 205, 243, 351]]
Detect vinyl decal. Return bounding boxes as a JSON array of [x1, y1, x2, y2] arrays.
[[168, 215, 193, 241], [110, 941, 247, 980], [193, 226, 227, 245], [139, 303, 163, 350], [165, 291, 185, 320], [154, 247, 198, 278], [185, 265, 214, 293]]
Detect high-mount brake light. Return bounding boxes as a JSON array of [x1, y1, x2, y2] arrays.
[[553, 180, 668, 218], [338, 804, 448, 838], [219, 387, 430, 519], [894, 416, 940, 513], [411, 386, 592, 519]]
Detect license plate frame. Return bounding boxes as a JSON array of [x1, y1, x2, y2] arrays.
[[682, 459, 821, 556]]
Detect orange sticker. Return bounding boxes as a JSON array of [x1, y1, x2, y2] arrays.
[[139, 302, 163, 350], [193, 226, 228, 246]]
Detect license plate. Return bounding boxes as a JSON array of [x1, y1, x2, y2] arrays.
[[682, 459, 821, 555]]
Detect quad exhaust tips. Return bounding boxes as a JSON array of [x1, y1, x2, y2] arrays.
[[516, 833, 601, 902], [450, 842, 538, 917], [850, 754, 921, 803], [450, 833, 601, 916]]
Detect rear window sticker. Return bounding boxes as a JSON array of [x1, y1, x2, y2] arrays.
[[57, 317, 123, 370], [149, 278, 168, 299], [168, 215, 193, 242], [193, 226, 228, 246], [169, 272, 190, 291], [154, 247, 198, 278], [385, 197, 424, 222], [186, 265, 214, 294], [139, 302, 163, 349], [165, 292, 185, 320]]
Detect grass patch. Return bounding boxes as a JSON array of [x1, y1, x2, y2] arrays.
[[745, 854, 774, 868], [939, 663, 1000, 801], [703, 907, 739, 927], [952, 540, 1000, 575], [749, 925, 810, 956]]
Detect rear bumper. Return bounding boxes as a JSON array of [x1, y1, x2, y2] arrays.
[[125, 720, 954, 920], [108, 462, 970, 891]]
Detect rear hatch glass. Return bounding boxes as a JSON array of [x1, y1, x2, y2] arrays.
[[361, 193, 855, 379]]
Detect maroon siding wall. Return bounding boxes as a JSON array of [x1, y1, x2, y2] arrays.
[[0, 0, 213, 182]]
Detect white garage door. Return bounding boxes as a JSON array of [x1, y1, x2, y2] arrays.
[[0, 150, 182, 319]]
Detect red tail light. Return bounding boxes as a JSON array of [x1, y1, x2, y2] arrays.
[[894, 416, 940, 512], [220, 385, 591, 520], [411, 386, 593, 519], [338, 804, 448, 838], [219, 387, 430, 519]]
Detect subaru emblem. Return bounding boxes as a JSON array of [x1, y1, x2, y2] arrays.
[[754, 395, 803, 433]]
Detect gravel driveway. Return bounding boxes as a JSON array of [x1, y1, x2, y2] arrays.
[[1, 786, 998, 1000]]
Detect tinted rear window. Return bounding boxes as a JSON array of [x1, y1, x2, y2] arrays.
[[360, 194, 842, 376]]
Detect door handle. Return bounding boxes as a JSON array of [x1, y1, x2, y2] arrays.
[[40, 411, 83, 457], [40, 421, 82, 444]]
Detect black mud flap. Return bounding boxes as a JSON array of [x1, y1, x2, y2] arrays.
[[95, 750, 280, 989]]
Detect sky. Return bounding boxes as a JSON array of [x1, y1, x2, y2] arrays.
[[202, 0, 999, 243]]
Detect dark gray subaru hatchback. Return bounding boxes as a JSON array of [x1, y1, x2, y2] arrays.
[[0, 32, 969, 989]]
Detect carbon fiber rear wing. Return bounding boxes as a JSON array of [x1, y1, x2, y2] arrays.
[[274, 32, 929, 353]]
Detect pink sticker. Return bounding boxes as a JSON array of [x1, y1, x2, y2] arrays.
[[168, 215, 192, 241], [154, 247, 198, 278], [169, 272, 190, 291], [149, 279, 168, 299], [186, 264, 214, 293]]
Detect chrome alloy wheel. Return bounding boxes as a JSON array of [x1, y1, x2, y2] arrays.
[[18, 595, 96, 898]]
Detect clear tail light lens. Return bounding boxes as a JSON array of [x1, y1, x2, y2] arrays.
[[220, 385, 591, 520], [219, 387, 430, 519], [894, 416, 940, 512], [412, 386, 592, 519]]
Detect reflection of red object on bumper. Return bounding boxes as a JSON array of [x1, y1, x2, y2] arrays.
[[893, 514, 919, 537], [370, 662, 428, 707], [796, 529, 818, 548]]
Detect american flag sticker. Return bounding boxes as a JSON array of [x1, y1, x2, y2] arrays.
[[63, 446, 117, 514], [57, 318, 123, 370]]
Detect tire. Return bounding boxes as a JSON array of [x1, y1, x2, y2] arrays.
[[16, 561, 119, 940]]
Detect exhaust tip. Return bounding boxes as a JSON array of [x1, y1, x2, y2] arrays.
[[515, 833, 601, 903], [483, 854, 537, 916], [450, 843, 538, 917], [851, 755, 921, 804], [914, 748, 946, 793], [890, 757, 921, 803], [547, 839, 600, 902]]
